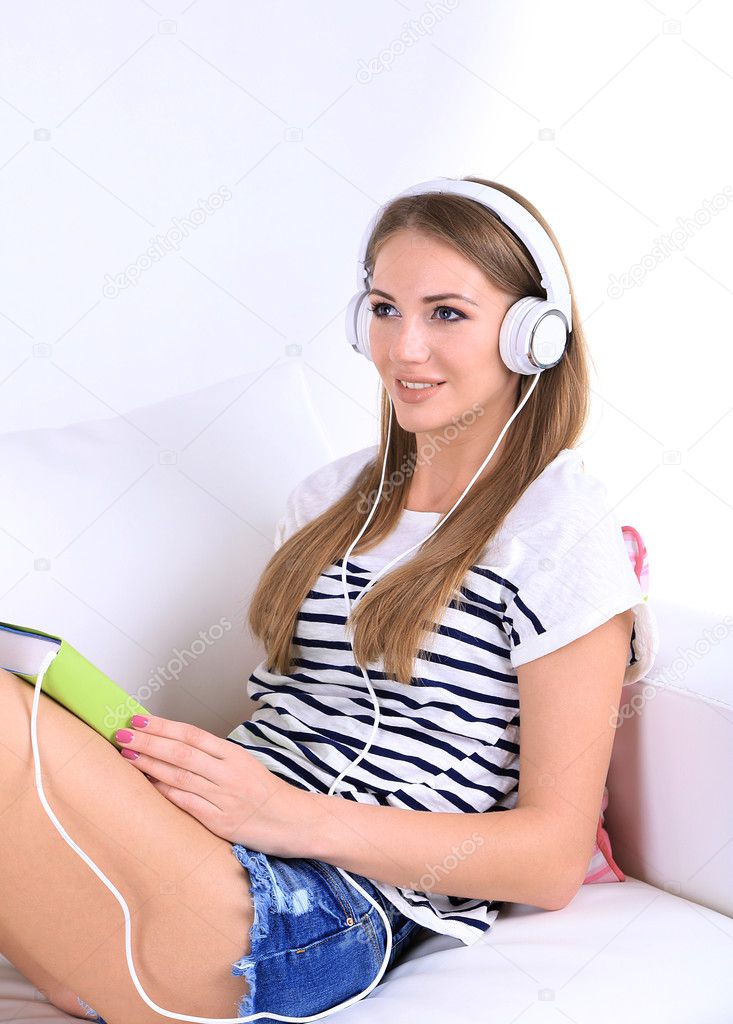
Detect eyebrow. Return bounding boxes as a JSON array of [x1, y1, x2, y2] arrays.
[[368, 288, 479, 307]]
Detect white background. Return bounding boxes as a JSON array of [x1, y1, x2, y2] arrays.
[[1, 0, 731, 721]]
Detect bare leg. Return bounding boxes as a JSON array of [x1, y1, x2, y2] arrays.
[[1, 942, 94, 1018], [0, 667, 254, 1023]]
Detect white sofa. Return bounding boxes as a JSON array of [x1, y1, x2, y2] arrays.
[[2, 360, 732, 1023]]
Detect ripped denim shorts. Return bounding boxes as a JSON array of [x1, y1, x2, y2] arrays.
[[228, 840, 432, 1023], [73, 842, 429, 1024]]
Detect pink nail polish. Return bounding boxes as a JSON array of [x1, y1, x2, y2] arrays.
[[121, 748, 140, 760], [131, 715, 150, 728], [115, 729, 134, 743]]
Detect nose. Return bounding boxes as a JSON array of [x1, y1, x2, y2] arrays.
[[376, 312, 432, 365]]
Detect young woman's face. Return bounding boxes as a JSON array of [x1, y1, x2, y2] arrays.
[[368, 229, 520, 433]]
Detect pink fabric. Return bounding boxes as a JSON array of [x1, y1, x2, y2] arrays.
[[581, 524, 648, 885], [582, 783, 626, 884]]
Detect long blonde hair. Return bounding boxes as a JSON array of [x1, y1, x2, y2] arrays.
[[248, 176, 591, 684]]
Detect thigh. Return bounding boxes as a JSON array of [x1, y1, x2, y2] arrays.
[[0, 668, 254, 1023]]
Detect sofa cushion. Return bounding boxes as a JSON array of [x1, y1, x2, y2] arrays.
[[4, 877, 730, 1023]]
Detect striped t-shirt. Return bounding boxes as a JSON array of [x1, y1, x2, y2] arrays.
[[227, 444, 659, 946]]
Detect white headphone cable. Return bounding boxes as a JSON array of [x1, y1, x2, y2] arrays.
[[26, 373, 540, 1021]]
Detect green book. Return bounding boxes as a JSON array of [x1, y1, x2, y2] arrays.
[[0, 621, 152, 743]]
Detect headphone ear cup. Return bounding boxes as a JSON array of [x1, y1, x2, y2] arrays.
[[345, 291, 372, 360], [500, 297, 568, 375], [499, 297, 540, 375]]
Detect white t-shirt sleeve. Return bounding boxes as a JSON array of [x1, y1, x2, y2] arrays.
[[272, 479, 304, 551], [502, 475, 659, 686], [271, 444, 378, 554]]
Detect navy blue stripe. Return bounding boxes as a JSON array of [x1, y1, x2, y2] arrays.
[[297, 611, 353, 626], [252, 672, 511, 725], [468, 749, 520, 781], [225, 733, 329, 793], [445, 597, 507, 631], [229, 720, 400, 788], [457, 582, 507, 613], [294, 620, 513, 667], [247, 716, 466, 781], [243, 718, 435, 789], [332, 558, 371, 576], [250, 682, 517, 742], [389, 787, 485, 813], [305, 587, 363, 602], [303, 583, 510, 646], [468, 563, 519, 596], [629, 623, 638, 666], [396, 892, 493, 929], [510, 593, 545, 636], [427, 620, 513, 662], [413, 647, 518, 689], [290, 658, 517, 704], [250, 705, 518, 797], [493, 730, 520, 756]]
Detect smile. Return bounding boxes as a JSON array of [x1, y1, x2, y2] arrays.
[[394, 378, 446, 402]]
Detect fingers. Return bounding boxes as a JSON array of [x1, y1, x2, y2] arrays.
[[125, 715, 227, 759], [113, 718, 225, 784], [119, 747, 221, 804]]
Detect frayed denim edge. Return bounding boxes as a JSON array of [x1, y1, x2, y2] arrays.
[[74, 845, 280, 1024], [75, 993, 106, 1020], [229, 843, 279, 1020]]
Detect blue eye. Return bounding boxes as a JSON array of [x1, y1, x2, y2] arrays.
[[368, 302, 466, 323]]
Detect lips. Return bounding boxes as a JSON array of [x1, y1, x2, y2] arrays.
[[394, 378, 447, 402]]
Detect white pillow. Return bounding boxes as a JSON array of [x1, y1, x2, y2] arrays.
[[0, 360, 336, 737]]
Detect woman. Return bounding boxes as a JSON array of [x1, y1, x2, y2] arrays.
[[0, 176, 657, 1023]]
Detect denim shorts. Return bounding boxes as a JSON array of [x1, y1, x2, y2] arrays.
[[72, 843, 429, 1024], [228, 840, 432, 1023]]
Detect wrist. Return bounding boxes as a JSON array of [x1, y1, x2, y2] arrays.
[[298, 790, 336, 861]]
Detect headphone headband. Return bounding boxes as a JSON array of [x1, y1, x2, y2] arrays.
[[345, 176, 572, 375]]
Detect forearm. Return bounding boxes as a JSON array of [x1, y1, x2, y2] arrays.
[[301, 792, 577, 911]]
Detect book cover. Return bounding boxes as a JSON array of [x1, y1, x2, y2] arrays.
[[0, 621, 152, 744]]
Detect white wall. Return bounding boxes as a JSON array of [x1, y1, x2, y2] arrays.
[[1, 1, 731, 709]]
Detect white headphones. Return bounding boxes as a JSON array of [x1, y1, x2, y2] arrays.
[[345, 176, 572, 374]]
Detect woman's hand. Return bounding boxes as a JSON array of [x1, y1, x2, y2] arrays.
[[113, 714, 315, 857]]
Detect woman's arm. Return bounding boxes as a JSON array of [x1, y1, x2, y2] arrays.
[[114, 610, 632, 912], [300, 609, 634, 912], [302, 793, 573, 911]]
